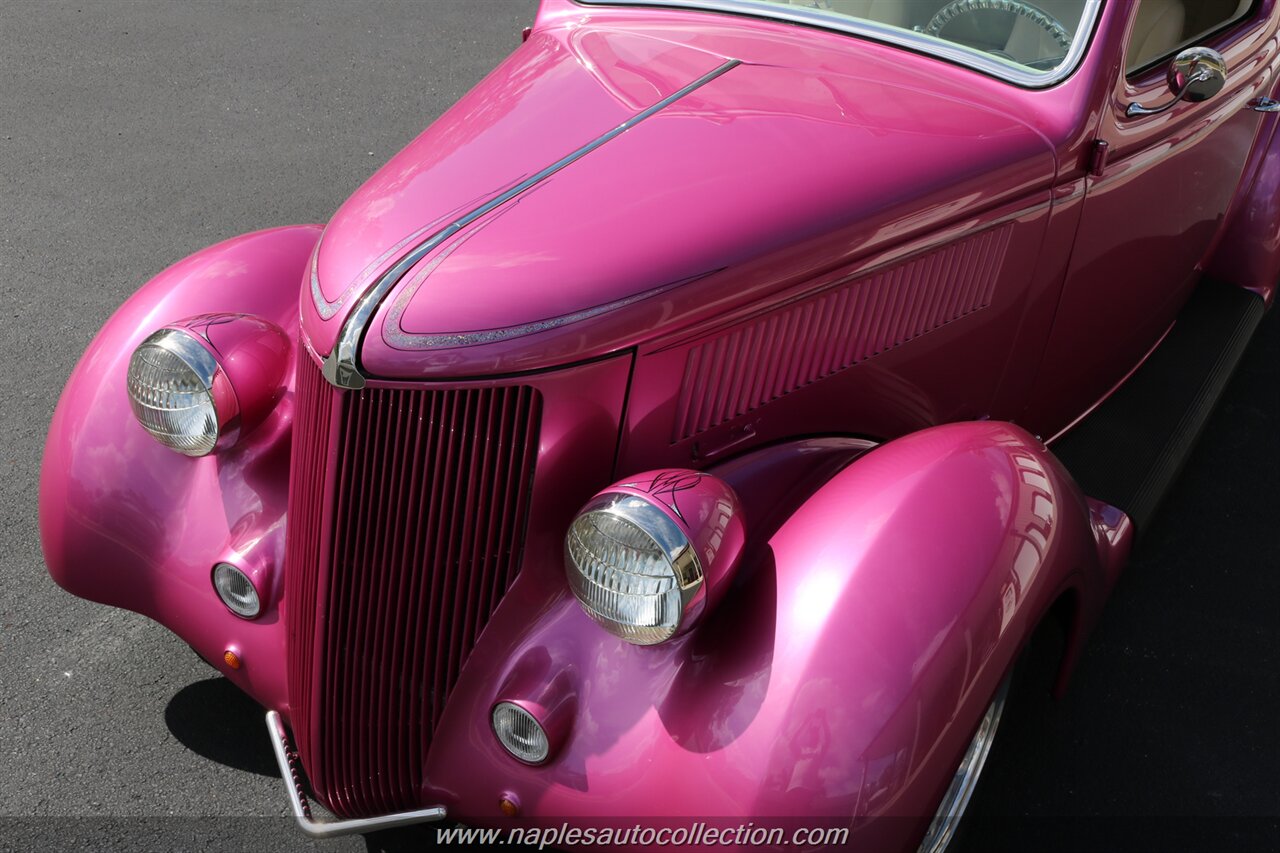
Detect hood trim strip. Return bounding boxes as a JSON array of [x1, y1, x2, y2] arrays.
[[321, 58, 741, 389]]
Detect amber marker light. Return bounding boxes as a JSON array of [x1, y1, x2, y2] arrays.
[[499, 794, 520, 817], [223, 649, 242, 670]]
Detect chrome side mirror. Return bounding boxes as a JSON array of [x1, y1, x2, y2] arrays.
[[1126, 47, 1227, 117]]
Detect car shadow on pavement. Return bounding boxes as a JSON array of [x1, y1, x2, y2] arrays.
[[165, 677, 441, 852], [165, 676, 279, 777]]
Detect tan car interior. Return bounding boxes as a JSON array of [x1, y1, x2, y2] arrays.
[[779, 1, 1255, 73]]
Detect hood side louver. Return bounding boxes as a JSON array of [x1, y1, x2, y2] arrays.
[[672, 224, 1013, 442]]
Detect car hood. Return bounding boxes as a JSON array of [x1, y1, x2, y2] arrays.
[[303, 20, 1057, 378]]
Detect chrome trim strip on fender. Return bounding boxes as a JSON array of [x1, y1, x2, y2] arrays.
[[321, 58, 741, 389], [265, 711, 447, 839]]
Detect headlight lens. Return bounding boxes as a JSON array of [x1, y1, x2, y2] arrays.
[[565, 493, 702, 645], [491, 701, 551, 764], [212, 562, 260, 618], [126, 328, 225, 456]]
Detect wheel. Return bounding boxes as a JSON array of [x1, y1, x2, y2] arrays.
[[916, 676, 1011, 853]]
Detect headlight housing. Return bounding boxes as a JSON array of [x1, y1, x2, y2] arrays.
[[125, 314, 289, 457], [491, 701, 551, 765], [126, 328, 234, 456], [565, 470, 745, 645], [212, 562, 261, 618]]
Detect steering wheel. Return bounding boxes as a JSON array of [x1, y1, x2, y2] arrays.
[[923, 0, 1073, 60]]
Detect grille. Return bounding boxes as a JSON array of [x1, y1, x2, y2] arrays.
[[284, 352, 542, 817], [672, 224, 1012, 441]]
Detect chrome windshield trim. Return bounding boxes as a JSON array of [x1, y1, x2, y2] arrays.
[[321, 58, 741, 389], [577, 0, 1103, 89]]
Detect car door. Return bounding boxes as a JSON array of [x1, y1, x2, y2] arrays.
[[1022, 0, 1277, 439]]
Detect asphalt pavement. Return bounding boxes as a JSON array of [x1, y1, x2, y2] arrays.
[[1, 2, 1275, 852]]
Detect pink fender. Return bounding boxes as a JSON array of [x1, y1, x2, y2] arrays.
[[39, 225, 322, 714], [1205, 102, 1280, 306], [424, 423, 1129, 851]]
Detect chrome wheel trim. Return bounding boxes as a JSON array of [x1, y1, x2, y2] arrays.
[[918, 677, 1011, 853]]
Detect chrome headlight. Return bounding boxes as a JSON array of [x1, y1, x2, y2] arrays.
[[126, 328, 235, 457], [566, 493, 701, 645], [125, 314, 289, 457], [565, 471, 745, 646]]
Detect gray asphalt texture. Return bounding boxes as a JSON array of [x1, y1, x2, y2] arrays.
[[0, 2, 1275, 852]]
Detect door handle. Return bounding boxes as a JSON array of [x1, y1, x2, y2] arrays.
[[1247, 97, 1280, 112]]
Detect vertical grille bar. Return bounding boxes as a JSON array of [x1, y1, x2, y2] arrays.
[[284, 348, 337, 770], [285, 362, 541, 818]]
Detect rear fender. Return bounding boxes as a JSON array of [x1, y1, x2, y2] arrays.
[[39, 225, 321, 712]]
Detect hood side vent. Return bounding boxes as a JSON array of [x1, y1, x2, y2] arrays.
[[672, 224, 1013, 442]]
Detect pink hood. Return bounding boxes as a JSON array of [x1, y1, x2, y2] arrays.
[[303, 14, 1057, 378]]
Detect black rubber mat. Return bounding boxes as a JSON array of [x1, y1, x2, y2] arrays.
[[1051, 281, 1266, 534]]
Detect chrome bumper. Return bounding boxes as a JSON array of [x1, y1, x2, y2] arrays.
[[265, 710, 447, 839]]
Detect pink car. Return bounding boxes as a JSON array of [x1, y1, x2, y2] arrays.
[[39, 0, 1280, 850]]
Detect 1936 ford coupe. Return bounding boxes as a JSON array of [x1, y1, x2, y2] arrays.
[[39, 0, 1280, 850]]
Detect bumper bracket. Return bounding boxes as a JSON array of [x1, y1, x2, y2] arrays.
[[265, 711, 447, 839]]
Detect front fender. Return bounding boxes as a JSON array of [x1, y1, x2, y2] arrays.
[[748, 422, 1121, 846], [39, 224, 321, 713], [433, 423, 1125, 850]]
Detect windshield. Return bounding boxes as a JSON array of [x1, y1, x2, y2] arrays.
[[581, 1, 1102, 87]]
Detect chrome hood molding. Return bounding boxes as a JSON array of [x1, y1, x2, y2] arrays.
[[306, 20, 1057, 383], [320, 58, 739, 389]]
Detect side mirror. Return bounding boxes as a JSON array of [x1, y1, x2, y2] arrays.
[[1126, 46, 1227, 117]]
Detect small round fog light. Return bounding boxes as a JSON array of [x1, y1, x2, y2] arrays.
[[212, 563, 260, 618], [492, 702, 550, 765]]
